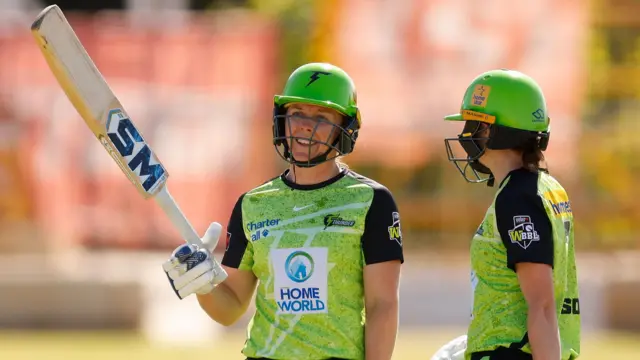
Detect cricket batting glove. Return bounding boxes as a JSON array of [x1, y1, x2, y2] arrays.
[[163, 222, 228, 299], [430, 334, 467, 360]]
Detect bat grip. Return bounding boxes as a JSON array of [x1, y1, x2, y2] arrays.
[[154, 186, 203, 247]]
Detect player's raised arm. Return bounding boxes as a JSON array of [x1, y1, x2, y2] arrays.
[[162, 194, 258, 326], [199, 194, 258, 326]]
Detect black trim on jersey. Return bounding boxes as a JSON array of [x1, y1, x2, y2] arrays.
[[509, 332, 530, 351], [348, 172, 405, 265], [495, 169, 554, 272], [221, 193, 249, 269], [280, 167, 349, 190], [470, 333, 532, 360], [471, 347, 533, 360]]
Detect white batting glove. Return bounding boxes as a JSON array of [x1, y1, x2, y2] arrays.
[[430, 334, 467, 360], [162, 222, 228, 300]]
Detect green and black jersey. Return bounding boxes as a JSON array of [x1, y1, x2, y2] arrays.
[[467, 168, 580, 360], [221, 168, 404, 360]]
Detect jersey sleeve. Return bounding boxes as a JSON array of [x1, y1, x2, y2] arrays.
[[361, 186, 405, 265], [221, 194, 254, 271], [495, 189, 554, 272]]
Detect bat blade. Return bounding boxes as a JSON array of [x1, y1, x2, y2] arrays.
[[31, 5, 203, 246], [31, 5, 168, 198]]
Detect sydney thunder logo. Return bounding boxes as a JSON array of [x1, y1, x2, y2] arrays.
[[306, 71, 331, 87], [323, 214, 355, 229]]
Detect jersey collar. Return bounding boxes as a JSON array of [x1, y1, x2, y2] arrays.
[[281, 167, 349, 190], [498, 167, 536, 189]]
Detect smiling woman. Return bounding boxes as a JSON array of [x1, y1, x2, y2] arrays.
[[271, 63, 362, 185], [162, 62, 405, 360], [283, 103, 344, 163]]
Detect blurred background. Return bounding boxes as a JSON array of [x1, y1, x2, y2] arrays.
[[0, 0, 639, 359]]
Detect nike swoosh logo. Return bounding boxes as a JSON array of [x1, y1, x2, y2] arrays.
[[293, 204, 314, 212]]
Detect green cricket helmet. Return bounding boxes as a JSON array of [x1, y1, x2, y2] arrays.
[[273, 62, 361, 167], [444, 69, 551, 186]]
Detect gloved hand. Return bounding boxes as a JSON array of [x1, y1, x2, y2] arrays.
[[430, 334, 467, 360], [162, 222, 228, 299]]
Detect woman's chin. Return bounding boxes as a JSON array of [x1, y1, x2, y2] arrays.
[[290, 146, 320, 161], [292, 152, 314, 161]]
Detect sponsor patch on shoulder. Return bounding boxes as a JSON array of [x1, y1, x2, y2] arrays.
[[507, 215, 540, 249], [388, 212, 402, 246]]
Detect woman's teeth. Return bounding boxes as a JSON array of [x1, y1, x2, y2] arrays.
[[296, 139, 315, 145]]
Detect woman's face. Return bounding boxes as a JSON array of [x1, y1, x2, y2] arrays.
[[284, 103, 344, 161]]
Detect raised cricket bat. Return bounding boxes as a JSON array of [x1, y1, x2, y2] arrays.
[[31, 5, 204, 247]]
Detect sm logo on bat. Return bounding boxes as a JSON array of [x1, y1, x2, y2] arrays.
[[104, 109, 166, 193]]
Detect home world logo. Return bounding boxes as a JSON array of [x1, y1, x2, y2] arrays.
[[272, 248, 328, 314]]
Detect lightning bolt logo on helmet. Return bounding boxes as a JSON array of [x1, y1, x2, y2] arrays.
[[306, 71, 331, 87]]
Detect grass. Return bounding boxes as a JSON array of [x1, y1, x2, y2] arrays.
[[0, 328, 638, 359]]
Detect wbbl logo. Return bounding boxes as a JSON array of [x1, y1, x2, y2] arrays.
[[103, 109, 166, 193], [387, 212, 402, 245], [508, 215, 540, 249]]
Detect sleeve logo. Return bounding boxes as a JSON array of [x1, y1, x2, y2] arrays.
[[387, 212, 402, 246], [508, 215, 540, 249]]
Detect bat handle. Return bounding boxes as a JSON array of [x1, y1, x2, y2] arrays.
[[154, 185, 203, 247]]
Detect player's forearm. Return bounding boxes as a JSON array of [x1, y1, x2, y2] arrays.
[[364, 301, 399, 360], [196, 282, 245, 326], [527, 305, 561, 360]]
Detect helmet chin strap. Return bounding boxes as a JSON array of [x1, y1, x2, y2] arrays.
[[468, 159, 495, 187], [286, 146, 339, 184], [284, 135, 341, 168], [289, 146, 335, 168]]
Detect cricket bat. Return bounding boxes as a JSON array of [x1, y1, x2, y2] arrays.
[[31, 5, 204, 247]]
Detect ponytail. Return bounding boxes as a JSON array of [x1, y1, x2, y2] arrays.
[[519, 139, 548, 173]]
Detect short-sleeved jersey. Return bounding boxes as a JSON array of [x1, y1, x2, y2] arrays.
[[467, 169, 580, 360], [221, 168, 404, 360]]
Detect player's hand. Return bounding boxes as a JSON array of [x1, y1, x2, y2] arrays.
[[430, 334, 467, 360], [162, 222, 228, 299]]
